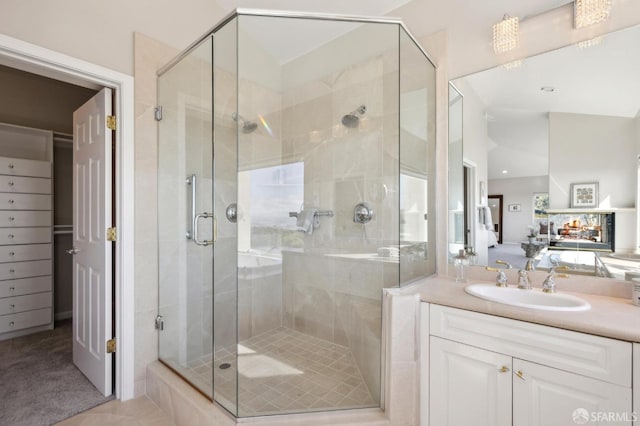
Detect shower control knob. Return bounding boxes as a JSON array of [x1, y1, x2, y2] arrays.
[[225, 203, 237, 223], [354, 202, 373, 224]]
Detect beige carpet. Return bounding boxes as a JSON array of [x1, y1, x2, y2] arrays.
[[0, 319, 113, 426]]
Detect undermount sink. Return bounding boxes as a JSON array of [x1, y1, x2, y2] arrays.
[[465, 284, 591, 312]]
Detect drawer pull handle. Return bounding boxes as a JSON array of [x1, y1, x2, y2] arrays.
[[8, 164, 14, 169], [8, 181, 14, 186], [514, 370, 526, 381], [499, 366, 510, 373], [8, 216, 14, 221], [9, 252, 14, 256]]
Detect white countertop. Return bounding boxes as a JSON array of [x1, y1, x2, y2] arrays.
[[407, 275, 640, 343]]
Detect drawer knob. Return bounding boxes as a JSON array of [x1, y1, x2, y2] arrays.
[[8, 216, 14, 221], [8, 199, 14, 204], [8, 252, 14, 256], [8, 181, 14, 186], [8, 164, 14, 169], [10, 304, 14, 308], [9, 286, 14, 292], [9, 269, 15, 273], [9, 321, 14, 327], [8, 234, 14, 239]]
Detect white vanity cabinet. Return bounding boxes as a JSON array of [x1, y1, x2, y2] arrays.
[[426, 304, 634, 426]]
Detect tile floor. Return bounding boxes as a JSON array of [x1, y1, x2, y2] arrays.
[[56, 396, 174, 426], [166, 327, 375, 417]]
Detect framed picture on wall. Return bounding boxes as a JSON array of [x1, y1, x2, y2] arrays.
[[508, 204, 521, 212], [570, 182, 598, 208]]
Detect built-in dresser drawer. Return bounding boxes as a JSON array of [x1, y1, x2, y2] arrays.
[[0, 227, 51, 245], [0, 276, 51, 298], [0, 193, 51, 210], [0, 175, 51, 194], [0, 307, 51, 333], [0, 157, 51, 178], [430, 304, 632, 387], [0, 260, 51, 281], [0, 244, 51, 263], [0, 211, 51, 227], [0, 291, 51, 315]]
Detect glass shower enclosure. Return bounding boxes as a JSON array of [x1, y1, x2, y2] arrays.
[[157, 9, 435, 417]]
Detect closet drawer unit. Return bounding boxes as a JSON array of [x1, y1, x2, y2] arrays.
[[0, 276, 51, 298], [0, 193, 51, 210], [0, 175, 51, 194], [0, 291, 51, 315], [0, 227, 51, 245], [0, 210, 51, 227], [0, 244, 51, 263], [0, 307, 51, 333], [0, 157, 51, 178], [0, 260, 51, 281]]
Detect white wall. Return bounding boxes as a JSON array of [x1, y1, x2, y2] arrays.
[[549, 112, 637, 209], [489, 176, 548, 244], [0, 0, 227, 75]]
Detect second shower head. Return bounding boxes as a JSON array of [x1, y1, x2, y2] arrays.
[[232, 112, 258, 134], [341, 105, 367, 128]]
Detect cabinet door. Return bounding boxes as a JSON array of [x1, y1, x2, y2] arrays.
[[430, 336, 512, 426], [513, 359, 633, 426]]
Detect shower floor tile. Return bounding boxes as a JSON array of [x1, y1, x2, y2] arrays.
[[188, 327, 376, 416]]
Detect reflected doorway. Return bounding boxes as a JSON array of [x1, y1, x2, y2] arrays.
[[488, 195, 503, 244]]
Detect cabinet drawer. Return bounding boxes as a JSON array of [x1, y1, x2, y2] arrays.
[[0, 211, 51, 227], [0, 193, 51, 210], [0, 157, 51, 178], [0, 276, 51, 298], [0, 227, 51, 245], [0, 244, 51, 263], [0, 291, 51, 315], [0, 260, 51, 280], [0, 307, 51, 333], [0, 175, 51, 194], [430, 304, 632, 387]]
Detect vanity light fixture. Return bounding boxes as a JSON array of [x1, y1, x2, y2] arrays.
[[493, 14, 519, 54], [574, 0, 612, 29]]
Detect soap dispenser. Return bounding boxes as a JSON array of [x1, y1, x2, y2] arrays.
[[453, 249, 469, 283]]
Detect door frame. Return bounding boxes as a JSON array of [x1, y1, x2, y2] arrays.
[[488, 194, 503, 244], [0, 33, 135, 400]]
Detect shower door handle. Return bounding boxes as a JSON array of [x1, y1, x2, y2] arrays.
[[186, 174, 196, 239], [193, 212, 214, 246]]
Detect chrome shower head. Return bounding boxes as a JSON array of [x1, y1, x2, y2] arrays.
[[341, 105, 366, 128], [232, 112, 258, 134]]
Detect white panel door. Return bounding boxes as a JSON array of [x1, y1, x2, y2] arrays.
[[430, 336, 512, 426], [72, 87, 113, 396], [513, 359, 633, 426]]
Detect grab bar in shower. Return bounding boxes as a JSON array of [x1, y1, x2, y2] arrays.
[[186, 174, 196, 239], [288, 210, 334, 218]]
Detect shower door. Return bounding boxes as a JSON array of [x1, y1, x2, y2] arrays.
[[157, 36, 216, 398]]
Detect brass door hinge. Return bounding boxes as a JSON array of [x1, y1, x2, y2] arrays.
[[107, 227, 117, 242], [106, 338, 116, 353], [106, 115, 117, 130]]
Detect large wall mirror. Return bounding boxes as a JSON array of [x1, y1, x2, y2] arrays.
[[450, 23, 640, 280]]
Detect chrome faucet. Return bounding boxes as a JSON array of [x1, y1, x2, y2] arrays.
[[517, 270, 532, 290], [542, 269, 570, 293], [486, 260, 512, 287]]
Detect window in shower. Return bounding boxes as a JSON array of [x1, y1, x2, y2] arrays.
[[238, 162, 304, 255]]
